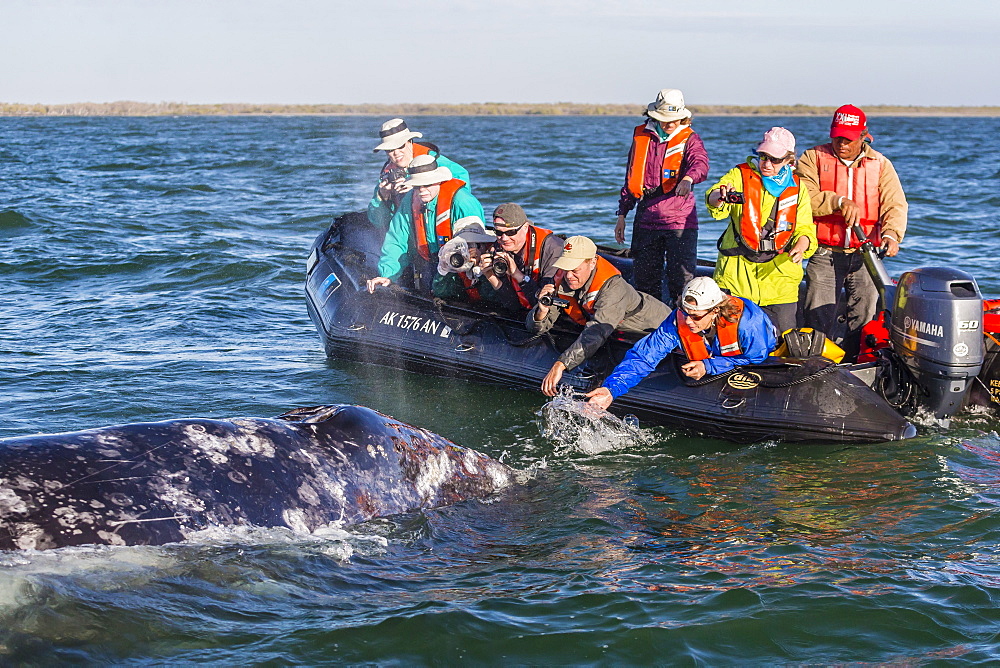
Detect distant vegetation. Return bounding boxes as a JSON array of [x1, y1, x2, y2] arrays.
[[2, 101, 999, 117]]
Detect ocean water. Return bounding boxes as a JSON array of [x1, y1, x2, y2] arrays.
[[1, 115, 1000, 663]]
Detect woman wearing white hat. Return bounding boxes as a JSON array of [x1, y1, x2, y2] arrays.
[[615, 89, 710, 305], [586, 276, 778, 410], [367, 154, 485, 296], [705, 127, 817, 335], [367, 118, 471, 231]]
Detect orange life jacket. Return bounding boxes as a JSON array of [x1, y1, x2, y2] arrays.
[[555, 256, 622, 326], [677, 297, 746, 361], [509, 226, 554, 309], [379, 142, 432, 179], [813, 144, 884, 248], [730, 163, 799, 259], [411, 179, 466, 261], [625, 124, 693, 199]]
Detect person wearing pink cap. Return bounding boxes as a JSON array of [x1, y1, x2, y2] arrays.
[[796, 105, 908, 355], [705, 127, 817, 335]]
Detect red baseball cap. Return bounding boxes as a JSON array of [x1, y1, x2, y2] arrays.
[[830, 104, 867, 140]]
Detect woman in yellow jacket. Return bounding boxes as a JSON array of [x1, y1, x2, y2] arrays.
[[705, 127, 816, 335]]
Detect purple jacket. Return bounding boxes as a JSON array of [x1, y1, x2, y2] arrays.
[[616, 128, 710, 231]]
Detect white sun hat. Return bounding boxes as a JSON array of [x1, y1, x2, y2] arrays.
[[681, 276, 728, 312], [646, 89, 692, 123], [405, 154, 453, 187], [373, 118, 423, 152], [451, 216, 496, 243]]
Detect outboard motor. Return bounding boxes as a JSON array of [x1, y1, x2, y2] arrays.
[[889, 267, 984, 423], [855, 224, 984, 425]]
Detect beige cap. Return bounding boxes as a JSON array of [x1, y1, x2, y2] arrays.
[[646, 88, 692, 123], [553, 236, 598, 271], [405, 154, 452, 187], [373, 118, 423, 152]]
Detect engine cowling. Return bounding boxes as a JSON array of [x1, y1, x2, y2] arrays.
[[889, 267, 984, 423]]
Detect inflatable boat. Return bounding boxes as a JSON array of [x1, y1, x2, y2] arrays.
[[305, 213, 992, 445]]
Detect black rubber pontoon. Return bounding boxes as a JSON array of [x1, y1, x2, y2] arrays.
[[305, 213, 917, 445]]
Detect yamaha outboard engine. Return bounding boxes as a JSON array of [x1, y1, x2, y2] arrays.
[[889, 267, 984, 422], [855, 224, 984, 425]]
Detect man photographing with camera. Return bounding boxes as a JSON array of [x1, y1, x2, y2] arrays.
[[528, 236, 671, 396], [367, 118, 471, 231], [475, 203, 565, 312]]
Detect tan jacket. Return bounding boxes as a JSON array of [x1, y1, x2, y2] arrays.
[[796, 143, 908, 246]]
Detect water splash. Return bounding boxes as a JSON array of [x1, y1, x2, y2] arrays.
[[539, 387, 651, 456]]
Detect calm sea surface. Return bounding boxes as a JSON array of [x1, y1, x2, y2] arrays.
[[1, 115, 999, 664]]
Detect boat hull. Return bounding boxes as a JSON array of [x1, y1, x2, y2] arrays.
[[305, 214, 916, 445]]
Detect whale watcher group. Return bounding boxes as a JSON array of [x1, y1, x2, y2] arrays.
[[361, 91, 908, 410]]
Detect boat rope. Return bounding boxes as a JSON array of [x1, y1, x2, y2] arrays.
[[429, 298, 558, 350], [757, 362, 843, 388], [683, 359, 843, 388]]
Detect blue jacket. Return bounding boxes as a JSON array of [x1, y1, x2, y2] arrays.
[[602, 297, 777, 399], [377, 187, 485, 280], [367, 151, 471, 230]]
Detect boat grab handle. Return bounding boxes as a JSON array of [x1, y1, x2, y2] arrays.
[[347, 324, 366, 331], [455, 343, 475, 352], [721, 396, 746, 409]]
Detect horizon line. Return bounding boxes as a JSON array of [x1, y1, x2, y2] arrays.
[[4, 101, 1000, 118]]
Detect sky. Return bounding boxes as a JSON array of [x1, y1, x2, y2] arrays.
[[4, 0, 999, 106]]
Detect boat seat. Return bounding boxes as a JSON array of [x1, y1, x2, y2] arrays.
[[772, 327, 845, 363]]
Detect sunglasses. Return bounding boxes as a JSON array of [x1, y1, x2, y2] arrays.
[[491, 227, 521, 237], [758, 154, 788, 165], [682, 307, 717, 321]]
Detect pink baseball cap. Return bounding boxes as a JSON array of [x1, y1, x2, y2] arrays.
[[830, 104, 868, 140], [756, 127, 796, 157]]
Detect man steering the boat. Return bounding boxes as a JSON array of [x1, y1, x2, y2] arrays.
[[473, 202, 565, 312], [796, 105, 908, 356], [585, 276, 777, 410], [367, 118, 471, 230], [529, 236, 671, 397], [366, 154, 485, 297]]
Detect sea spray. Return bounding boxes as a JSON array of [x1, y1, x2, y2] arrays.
[[539, 387, 651, 455]]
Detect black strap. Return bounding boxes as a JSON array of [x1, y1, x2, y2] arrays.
[[716, 197, 783, 264], [624, 292, 647, 320]]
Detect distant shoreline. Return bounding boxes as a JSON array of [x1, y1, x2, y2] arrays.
[[3, 102, 1000, 117]]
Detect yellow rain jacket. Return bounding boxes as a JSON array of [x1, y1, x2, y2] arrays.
[[706, 161, 817, 307]]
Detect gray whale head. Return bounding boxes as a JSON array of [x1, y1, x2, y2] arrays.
[[0, 405, 514, 551]]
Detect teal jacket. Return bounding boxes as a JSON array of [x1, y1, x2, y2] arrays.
[[367, 150, 471, 230], [377, 186, 485, 280]]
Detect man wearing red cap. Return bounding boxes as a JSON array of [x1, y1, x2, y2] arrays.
[[796, 104, 908, 354]]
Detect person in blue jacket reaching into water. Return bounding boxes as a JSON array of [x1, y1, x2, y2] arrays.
[[586, 276, 777, 410]]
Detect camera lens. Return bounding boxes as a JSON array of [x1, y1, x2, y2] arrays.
[[448, 252, 466, 268], [539, 295, 552, 307], [493, 256, 509, 276]]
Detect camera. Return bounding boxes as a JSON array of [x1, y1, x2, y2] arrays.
[[492, 255, 510, 277], [722, 190, 745, 204], [448, 251, 468, 269], [381, 166, 407, 185], [538, 294, 570, 308]]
